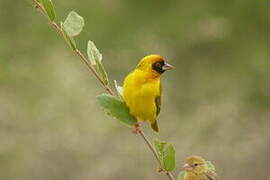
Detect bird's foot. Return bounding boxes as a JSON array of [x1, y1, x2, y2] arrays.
[[132, 123, 141, 134]]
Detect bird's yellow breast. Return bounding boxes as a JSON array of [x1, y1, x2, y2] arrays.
[[123, 69, 161, 122], [184, 172, 209, 180]]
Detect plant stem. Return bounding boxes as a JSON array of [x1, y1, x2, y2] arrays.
[[166, 172, 175, 180], [138, 130, 160, 165], [31, 1, 174, 180], [32, 0, 114, 95], [74, 49, 115, 95], [138, 130, 175, 180]]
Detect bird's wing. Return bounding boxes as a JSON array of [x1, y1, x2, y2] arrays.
[[203, 170, 220, 180], [151, 95, 160, 133], [151, 83, 162, 132], [155, 96, 161, 116], [155, 83, 162, 116]]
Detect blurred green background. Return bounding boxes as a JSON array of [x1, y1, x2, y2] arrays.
[[1, 0, 270, 180]]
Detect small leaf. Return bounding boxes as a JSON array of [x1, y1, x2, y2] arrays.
[[63, 11, 84, 37], [87, 41, 102, 65], [87, 41, 108, 85], [41, 0, 56, 21], [96, 60, 109, 85], [61, 22, 77, 50], [177, 171, 185, 180], [154, 140, 176, 172], [97, 94, 137, 126], [206, 161, 216, 171], [114, 80, 123, 99]]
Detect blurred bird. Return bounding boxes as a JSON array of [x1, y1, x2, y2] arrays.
[[123, 55, 173, 132], [182, 156, 220, 180]]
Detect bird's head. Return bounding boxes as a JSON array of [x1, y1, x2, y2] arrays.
[[183, 156, 208, 175], [137, 55, 173, 76]]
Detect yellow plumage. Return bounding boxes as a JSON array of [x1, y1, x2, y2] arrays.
[[123, 55, 173, 132], [183, 156, 220, 180]]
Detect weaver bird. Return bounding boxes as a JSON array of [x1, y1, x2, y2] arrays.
[[182, 156, 220, 180], [123, 54, 173, 132]]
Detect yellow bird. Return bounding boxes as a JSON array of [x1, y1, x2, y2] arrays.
[[123, 54, 173, 132], [182, 156, 220, 180]]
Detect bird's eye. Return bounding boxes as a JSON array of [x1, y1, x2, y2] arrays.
[[194, 163, 198, 167], [156, 62, 162, 67], [152, 61, 165, 74]]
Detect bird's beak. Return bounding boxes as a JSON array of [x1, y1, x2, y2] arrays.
[[183, 163, 193, 171], [162, 63, 174, 71]]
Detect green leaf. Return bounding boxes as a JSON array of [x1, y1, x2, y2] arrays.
[[96, 60, 109, 86], [41, 0, 56, 21], [63, 11, 84, 37], [61, 22, 77, 50], [177, 171, 186, 180], [87, 41, 102, 65], [154, 140, 176, 172], [97, 94, 137, 126], [87, 41, 108, 85], [206, 161, 216, 171]]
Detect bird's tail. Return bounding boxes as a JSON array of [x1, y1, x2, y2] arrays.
[[150, 120, 159, 132]]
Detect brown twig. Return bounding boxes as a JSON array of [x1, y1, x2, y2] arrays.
[[74, 49, 115, 95], [31, 1, 174, 180], [32, 0, 114, 95], [166, 172, 175, 180], [138, 130, 160, 165], [138, 130, 175, 180]]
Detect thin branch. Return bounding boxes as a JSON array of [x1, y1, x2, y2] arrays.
[[31, 1, 174, 180], [33, 0, 46, 15], [138, 130, 175, 180], [32, 0, 114, 95], [74, 49, 115, 95], [166, 172, 175, 180], [138, 130, 161, 165]]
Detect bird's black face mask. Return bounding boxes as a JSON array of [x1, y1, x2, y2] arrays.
[[152, 61, 174, 74]]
